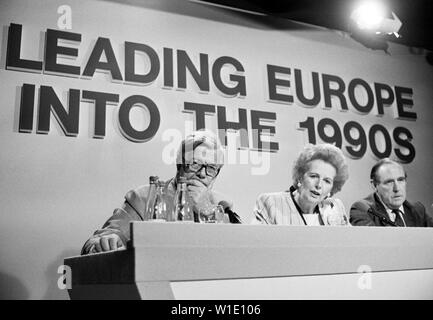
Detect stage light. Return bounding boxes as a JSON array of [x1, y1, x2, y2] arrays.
[[350, 1, 402, 37], [350, 1, 387, 31]]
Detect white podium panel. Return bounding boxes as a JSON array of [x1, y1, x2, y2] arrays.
[[171, 270, 433, 300], [65, 222, 433, 299]]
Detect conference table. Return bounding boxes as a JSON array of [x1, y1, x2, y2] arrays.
[[65, 222, 433, 299]]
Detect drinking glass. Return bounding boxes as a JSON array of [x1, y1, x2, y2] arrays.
[[199, 205, 225, 223], [326, 212, 349, 226]]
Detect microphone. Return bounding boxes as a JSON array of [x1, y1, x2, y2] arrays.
[[218, 200, 242, 224]]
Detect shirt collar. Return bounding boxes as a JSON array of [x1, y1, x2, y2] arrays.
[[384, 205, 405, 216], [376, 193, 405, 215]]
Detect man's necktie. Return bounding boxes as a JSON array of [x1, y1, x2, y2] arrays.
[[392, 209, 405, 227]]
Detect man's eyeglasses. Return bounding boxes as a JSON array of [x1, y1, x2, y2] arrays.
[[184, 162, 219, 177]]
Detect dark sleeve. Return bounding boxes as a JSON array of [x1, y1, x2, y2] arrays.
[[425, 213, 433, 227], [416, 202, 433, 227], [81, 188, 146, 255], [349, 201, 376, 226]]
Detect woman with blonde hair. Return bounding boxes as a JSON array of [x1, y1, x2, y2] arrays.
[[252, 143, 350, 226]]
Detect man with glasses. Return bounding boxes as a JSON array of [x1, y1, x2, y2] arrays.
[[350, 158, 433, 227], [81, 130, 240, 254]]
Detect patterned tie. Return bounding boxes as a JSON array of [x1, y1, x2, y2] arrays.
[[392, 209, 405, 227]]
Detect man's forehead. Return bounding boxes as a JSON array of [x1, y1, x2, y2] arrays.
[[377, 163, 405, 179], [184, 145, 221, 164]]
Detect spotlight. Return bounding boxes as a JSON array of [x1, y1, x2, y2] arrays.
[[351, 1, 387, 31], [349, 1, 402, 37]]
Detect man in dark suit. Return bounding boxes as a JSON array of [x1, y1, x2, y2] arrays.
[[350, 158, 433, 227]]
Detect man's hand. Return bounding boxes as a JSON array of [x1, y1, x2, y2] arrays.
[[88, 233, 125, 253], [186, 179, 212, 213]]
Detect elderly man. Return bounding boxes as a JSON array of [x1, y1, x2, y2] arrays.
[[350, 158, 433, 227], [81, 130, 239, 255]]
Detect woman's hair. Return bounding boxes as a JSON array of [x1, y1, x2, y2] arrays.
[[292, 144, 349, 196]]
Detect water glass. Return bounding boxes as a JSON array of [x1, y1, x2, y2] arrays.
[[326, 213, 349, 226], [199, 205, 225, 223]]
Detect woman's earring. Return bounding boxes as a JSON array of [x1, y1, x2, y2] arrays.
[[297, 181, 301, 188]]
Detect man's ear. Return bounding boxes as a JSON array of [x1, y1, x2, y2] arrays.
[[370, 180, 377, 192]]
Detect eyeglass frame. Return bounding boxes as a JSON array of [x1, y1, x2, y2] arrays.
[[182, 161, 220, 177]]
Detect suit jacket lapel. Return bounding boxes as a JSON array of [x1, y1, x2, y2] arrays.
[[402, 201, 415, 227], [371, 193, 395, 226]]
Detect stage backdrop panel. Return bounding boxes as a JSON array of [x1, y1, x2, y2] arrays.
[[0, 0, 432, 299]]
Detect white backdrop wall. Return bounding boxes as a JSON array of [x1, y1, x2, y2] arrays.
[[0, 0, 432, 299]]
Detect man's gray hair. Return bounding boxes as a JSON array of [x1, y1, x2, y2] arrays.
[[176, 129, 225, 168]]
